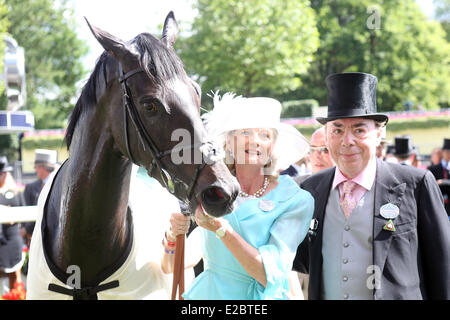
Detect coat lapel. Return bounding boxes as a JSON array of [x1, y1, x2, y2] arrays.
[[373, 160, 406, 277], [308, 169, 335, 299]]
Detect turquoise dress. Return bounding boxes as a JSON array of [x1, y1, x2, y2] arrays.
[[183, 174, 314, 300]]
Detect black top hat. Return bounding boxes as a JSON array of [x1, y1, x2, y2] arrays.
[[442, 138, 450, 151], [0, 156, 13, 173], [394, 136, 414, 158], [316, 72, 389, 125]]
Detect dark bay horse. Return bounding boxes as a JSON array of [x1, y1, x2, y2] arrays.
[[26, 12, 239, 299]]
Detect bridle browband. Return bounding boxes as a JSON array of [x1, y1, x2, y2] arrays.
[[118, 63, 217, 204]]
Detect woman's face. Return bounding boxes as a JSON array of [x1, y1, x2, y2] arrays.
[[228, 128, 274, 167]]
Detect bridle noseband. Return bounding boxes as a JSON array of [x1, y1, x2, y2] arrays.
[[118, 63, 219, 204]]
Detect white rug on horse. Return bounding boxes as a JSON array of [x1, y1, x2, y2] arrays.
[[26, 164, 194, 300]]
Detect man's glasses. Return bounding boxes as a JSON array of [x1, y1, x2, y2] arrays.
[[309, 146, 329, 154]]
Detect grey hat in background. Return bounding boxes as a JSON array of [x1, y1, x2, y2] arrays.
[[34, 149, 58, 166]]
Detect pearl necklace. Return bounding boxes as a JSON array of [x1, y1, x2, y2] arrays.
[[239, 177, 269, 198]]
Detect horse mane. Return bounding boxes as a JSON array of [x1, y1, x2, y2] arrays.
[[65, 32, 186, 148]]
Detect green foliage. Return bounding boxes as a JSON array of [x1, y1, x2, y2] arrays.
[[4, 0, 88, 128], [434, 0, 450, 41], [281, 99, 318, 118], [297, 0, 450, 111], [21, 134, 65, 150], [0, 133, 18, 160], [0, 0, 9, 104], [177, 0, 319, 106]]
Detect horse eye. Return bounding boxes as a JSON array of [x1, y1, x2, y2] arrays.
[[141, 100, 158, 112]]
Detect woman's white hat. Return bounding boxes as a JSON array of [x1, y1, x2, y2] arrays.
[[202, 92, 310, 171]]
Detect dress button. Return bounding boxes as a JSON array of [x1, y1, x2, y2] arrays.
[[343, 258, 348, 264], [343, 276, 348, 281], [343, 242, 349, 248], [344, 225, 350, 231]]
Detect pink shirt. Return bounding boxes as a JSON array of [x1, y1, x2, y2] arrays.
[[332, 157, 377, 204]]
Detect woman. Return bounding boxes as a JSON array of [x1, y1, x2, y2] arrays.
[[161, 93, 314, 299], [0, 156, 26, 299]]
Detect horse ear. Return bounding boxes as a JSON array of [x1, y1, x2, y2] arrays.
[[84, 17, 128, 60], [161, 11, 178, 48]]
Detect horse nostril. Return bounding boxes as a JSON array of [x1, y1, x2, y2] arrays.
[[202, 186, 226, 203], [213, 187, 224, 199]]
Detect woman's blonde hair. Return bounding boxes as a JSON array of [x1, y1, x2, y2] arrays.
[[223, 128, 280, 181]]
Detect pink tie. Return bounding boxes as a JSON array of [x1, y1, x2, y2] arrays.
[[340, 180, 357, 219]]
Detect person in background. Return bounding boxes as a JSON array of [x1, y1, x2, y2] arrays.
[[393, 136, 415, 166], [0, 156, 26, 299], [20, 149, 57, 247], [309, 127, 335, 174], [162, 93, 314, 300], [430, 147, 442, 166], [294, 72, 450, 300], [384, 144, 397, 163], [427, 138, 450, 217], [376, 127, 389, 160], [411, 146, 425, 170]]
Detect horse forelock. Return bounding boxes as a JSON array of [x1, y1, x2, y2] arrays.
[[133, 32, 187, 84]]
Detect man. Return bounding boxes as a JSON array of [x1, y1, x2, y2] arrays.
[[21, 149, 58, 244], [427, 138, 450, 217], [384, 144, 397, 163], [393, 135, 415, 165], [293, 72, 450, 300], [309, 127, 335, 173]]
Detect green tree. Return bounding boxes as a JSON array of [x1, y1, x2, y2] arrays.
[[0, 0, 9, 105], [5, 0, 88, 128], [297, 0, 450, 111], [434, 0, 450, 42], [177, 0, 319, 106]]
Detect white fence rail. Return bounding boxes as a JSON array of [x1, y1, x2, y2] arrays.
[[0, 205, 38, 223]]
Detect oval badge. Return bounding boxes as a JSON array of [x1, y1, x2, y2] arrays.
[[380, 203, 399, 220], [4, 191, 14, 200], [258, 199, 275, 212]]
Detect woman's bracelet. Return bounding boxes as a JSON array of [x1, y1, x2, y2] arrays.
[[165, 232, 176, 246], [162, 232, 176, 250], [164, 249, 175, 254]]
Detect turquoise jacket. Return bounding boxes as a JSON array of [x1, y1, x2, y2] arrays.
[[183, 174, 314, 300]]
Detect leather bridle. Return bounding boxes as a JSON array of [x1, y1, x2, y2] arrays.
[[118, 63, 219, 203]]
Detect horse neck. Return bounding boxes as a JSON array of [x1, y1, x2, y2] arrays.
[[59, 107, 132, 279]]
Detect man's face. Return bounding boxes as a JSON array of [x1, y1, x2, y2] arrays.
[[325, 118, 381, 179], [34, 164, 50, 180], [309, 129, 334, 173]]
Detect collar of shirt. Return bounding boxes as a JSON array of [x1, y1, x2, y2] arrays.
[[399, 159, 412, 166], [42, 176, 50, 186], [332, 157, 377, 202], [441, 159, 449, 170]]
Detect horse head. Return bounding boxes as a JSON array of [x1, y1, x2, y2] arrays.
[[84, 12, 239, 217]]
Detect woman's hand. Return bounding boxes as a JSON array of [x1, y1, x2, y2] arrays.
[[194, 205, 222, 232], [167, 212, 190, 241]]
